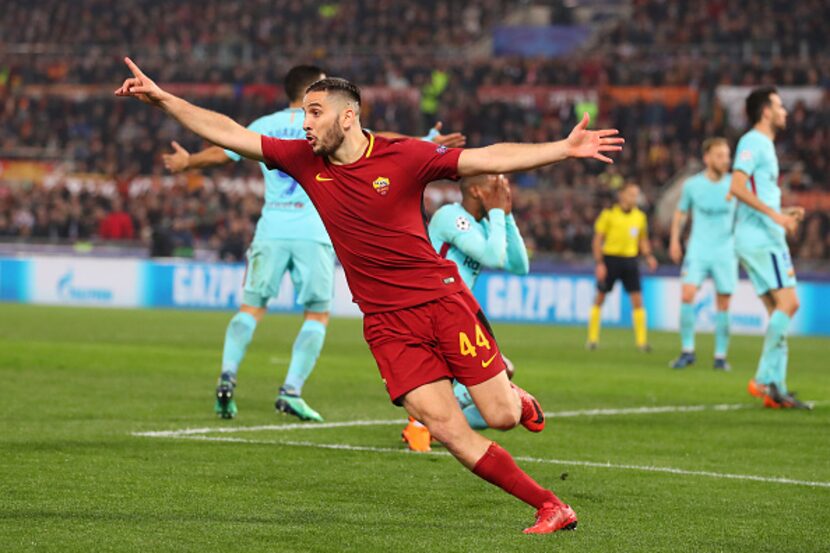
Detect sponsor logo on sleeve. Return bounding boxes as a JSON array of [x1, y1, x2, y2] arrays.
[[456, 216, 471, 232]]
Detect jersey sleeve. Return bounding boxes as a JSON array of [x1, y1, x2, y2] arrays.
[[400, 139, 463, 186], [594, 209, 609, 235], [450, 208, 507, 268], [639, 212, 649, 240], [678, 179, 692, 213], [224, 117, 270, 162], [504, 214, 530, 275], [733, 135, 757, 176], [260, 136, 312, 178]]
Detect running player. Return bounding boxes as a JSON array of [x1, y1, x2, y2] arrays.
[[116, 58, 623, 534], [162, 66, 465, 421], [668, 138, 736, 370], [587, 183, 657, 351], [402, 173, 529, 452], [728, 87, 810, 409]]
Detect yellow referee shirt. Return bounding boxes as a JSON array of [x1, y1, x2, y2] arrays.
[[594, 205, 648, 258]]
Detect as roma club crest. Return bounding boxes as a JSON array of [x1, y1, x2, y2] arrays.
[[373, 176, 391, 196]]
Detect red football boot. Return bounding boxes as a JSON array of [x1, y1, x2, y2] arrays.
[[523, 503, 578, 534], [511, 383, 545, 433]]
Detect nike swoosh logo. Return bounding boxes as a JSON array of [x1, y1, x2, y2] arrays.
[[315, 173, 334, 182], [531, 400, 544, 424], [481, 352, 498, 368]]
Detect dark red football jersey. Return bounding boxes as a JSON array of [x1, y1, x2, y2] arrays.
[[261, 132, 466, 313]]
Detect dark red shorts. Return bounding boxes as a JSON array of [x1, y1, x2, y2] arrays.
[[363, 289, 506, 405]]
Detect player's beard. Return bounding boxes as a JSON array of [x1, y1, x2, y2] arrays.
[[314, 124, 345, 156]]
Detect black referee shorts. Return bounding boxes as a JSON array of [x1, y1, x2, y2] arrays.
[[597, 255, 641, 294]]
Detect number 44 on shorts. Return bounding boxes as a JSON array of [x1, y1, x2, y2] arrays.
[[459, 325, 492, 358]]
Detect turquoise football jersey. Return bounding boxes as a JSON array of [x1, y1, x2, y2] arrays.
[[225, 108, 330, 245], [428, 203, 529, 289], [678, 171, 736, 261], [732, 129, 785, 250]]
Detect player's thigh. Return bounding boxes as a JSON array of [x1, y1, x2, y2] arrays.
[[242, 240, 292, 308], [433, 291, 507, 389], [287, 241, 335, 313], [621, 257, 642, 294], [711, 257, 738, 296]]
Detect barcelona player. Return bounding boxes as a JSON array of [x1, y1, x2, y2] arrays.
[[116, 58, 623, 534], [728, 87, 810, 409], [668, 138, 736, 371]]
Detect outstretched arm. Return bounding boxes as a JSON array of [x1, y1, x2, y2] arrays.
[[377, 121, 467, 148], [115, 58, 263, 161], [457, 113, 623, 177], [163, 143, 233, 173]]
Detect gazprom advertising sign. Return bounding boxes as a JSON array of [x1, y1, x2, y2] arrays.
[[0, 256, 827, 336]]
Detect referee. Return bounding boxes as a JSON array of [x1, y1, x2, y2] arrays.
[[587, 182, 658, 351]]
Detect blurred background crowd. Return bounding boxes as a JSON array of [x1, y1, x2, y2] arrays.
[[1, 0, 828, 265]]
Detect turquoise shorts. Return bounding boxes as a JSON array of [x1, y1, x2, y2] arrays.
[[681, 256, 738, 295], [243, 239, 335, 312], [737, 246, 797, 296]]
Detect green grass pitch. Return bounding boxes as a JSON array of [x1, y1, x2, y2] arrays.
[[2, 303, 828, 552]]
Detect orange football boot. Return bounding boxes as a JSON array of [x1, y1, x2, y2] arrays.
[[747, 379, 768, 399], [523, 503, 578, 534], [402, 417, 431, 452]]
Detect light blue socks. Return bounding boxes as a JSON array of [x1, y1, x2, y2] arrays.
[[714, 310, 730, 359], [755, 310, 791, 392], [282, 319, 327, 395], [679, 303, 696, 352], [221, 312, 258, 378]]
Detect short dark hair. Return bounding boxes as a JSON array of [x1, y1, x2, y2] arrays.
[[745, 86, 778, 125], [305, 77, 362, 106], [284, 65, 325, 102]]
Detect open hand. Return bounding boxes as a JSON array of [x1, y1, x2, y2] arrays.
[[566, 113, 624, 164], [114, 57, 167, 107], [429, 121, 467, 148], [163, 141, 191, 173]]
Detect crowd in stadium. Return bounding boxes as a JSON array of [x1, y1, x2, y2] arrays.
[[1, 0, 828, 261]]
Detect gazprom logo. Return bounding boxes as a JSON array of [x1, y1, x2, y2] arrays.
[[57, 270, 113, 301]]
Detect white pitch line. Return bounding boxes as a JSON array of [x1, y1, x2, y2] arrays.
[[131, 403, 756, 438], [158, 434, 830, 489]]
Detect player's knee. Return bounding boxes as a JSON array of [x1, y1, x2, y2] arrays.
[[787, 297, 800, 316], [479, 399, 520, 430], [484, 409, 519, 431]]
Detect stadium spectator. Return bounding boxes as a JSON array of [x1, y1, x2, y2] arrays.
[[97, 197, 134, 240]]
